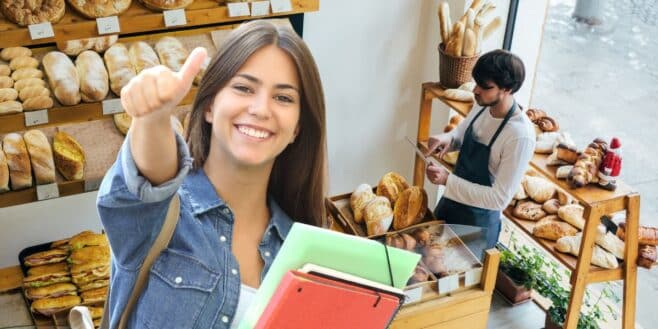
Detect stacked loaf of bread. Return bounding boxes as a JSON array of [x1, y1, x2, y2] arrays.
[[0, 47, 54, 115], [438, 0, 501, 57]]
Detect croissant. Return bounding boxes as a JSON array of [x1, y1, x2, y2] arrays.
[[535, 116, 559, 132]]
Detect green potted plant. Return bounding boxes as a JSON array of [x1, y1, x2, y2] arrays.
[[496, 243, 534, 304]]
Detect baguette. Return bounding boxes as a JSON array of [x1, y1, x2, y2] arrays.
[[462, 28, 477, 57], [465, 8, 476, 30], [104, 43, 136, 95], [483, 16, 503, 40], [43, 51, 81, 106], [19, 86, 50, 102], [9, 56, 39, 70], [0, 88, 18, 102], [24, 130, 56, 185], [76, 50, 109, 102], [469, 0, 484, 11], [14, 78, 47, 92], [3, 133, 33, 190], [443, 88, 474, 102], [11, 68, 43, 81], [128, 41, 160, 74], [0, 146, 8, 192], [475, 4, 496, 27], [0, 47, 32, 61], [0, 100, 23, 115], [0, 64, 10, 77], [0, 76, 13, 89], [448, 21, 465, 56], [438, 1, 451, 44], [23, 95, 54, 111]]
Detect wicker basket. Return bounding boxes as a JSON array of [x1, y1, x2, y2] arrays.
[[438, 43, 479, 89]]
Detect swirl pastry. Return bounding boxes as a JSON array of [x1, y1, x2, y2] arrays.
[[526, 108, 546, 121], [535, 116, 559, 132]]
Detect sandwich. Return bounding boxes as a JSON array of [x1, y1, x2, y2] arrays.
[[30, 295, 81, 316], [77, 278, 110, 292], [50, 238, 70, 250], [88, 306, 104, 319], [71, 260, 110, 285], [23, 262, 71, 288], [25, 283, 77, 300], [24, 249, 68, 267], [68, 231, 108, 250], [80, 286, 108, 304], [68, 246, 110, 265]]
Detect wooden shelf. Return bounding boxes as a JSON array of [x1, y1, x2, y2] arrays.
[[0, 0, 319, 48], [422, 82, 473, 117]]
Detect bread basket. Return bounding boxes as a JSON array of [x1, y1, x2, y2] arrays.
[[438, 43, 479, 89]]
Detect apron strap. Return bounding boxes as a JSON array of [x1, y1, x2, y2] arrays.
[[488, 101, 517, 148]]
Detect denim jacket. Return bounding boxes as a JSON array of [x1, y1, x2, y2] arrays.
[[97, 133, 293, 329]]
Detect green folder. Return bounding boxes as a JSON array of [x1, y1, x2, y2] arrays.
[[238, 222, 421, 329]]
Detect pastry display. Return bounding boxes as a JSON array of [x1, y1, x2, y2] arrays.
[[66, 0, 131, 19], [53, 131, 85, 181], [0, 0, 66, 26]]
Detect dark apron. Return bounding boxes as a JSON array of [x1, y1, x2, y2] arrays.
[[434, 103, 516, 253]]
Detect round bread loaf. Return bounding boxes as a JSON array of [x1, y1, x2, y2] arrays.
[[393, 186, 428, 230], [376, 172, 409, 205]]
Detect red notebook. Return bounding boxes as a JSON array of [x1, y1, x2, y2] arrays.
[[255, 270, 402, 329]]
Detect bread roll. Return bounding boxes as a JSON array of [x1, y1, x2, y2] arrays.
[[542, 199, 560, 215], [0, 76, 13, 89], [393, 186, 428, 230], [523, 175, 556, 203], [129, 41, 160, 74], [53, 132, 85, 181], [0, 47, 32, 61], [3, 133, 33, 190], [557, 204, 585, 230], [14, 78, 47, 92], [9, 56, 39, 70], [104, 43, 137, 95], [512, 200, 546, 221], [155, 36, 189, 72], [76, 50, 109, 102], [513, 182, 527, 200], [19, 86, 50, 102], [113, 112, 132, 136], [23, 95, 54, 111], [556, 234, 619, 269], [532, 215, 578, 241], [43, 51, 81, 106], [24, 130, 56, 185], [463, 27, 477, 57], [376, 172, 409, 205], [350, 183, 375, 224], [0, 64, 10, 76], [364, 196, 393, 236], [0, 146, 9, 192], [11, 68, 43, 81], [443, 88, 474, 102], [0, 88, 18, 102], [0, 100, 23, 115]]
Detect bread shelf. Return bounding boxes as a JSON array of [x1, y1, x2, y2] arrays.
[[412, 82, 640, 329], [0, 0, 319, 48]]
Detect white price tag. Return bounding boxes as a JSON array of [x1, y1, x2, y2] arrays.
[[24, 109, 49, 126], [36, 183, 60, 201], [84, 178, 102, 192], [403, 287, 423, 305], [438, 274, 459, 294], [270, 0, 292, 13], [251, 1, 271, 16], [465, 268, 483, 287], [96, 16, 120, 35], [227, 2, 251, 17], [102, 99, 124, 115], [163, 9, 187, 27], [28, 22, 55, 40]]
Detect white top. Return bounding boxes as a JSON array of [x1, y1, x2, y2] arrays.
[[230, 284, 259, 329], [444, 104, 536, 210]]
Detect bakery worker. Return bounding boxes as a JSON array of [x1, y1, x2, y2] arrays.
[[425, 49, 536, 250]]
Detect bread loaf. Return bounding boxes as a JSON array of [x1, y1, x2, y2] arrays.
[[128, 41, 160, 74], [113, 112, 132, 136], [19, 85, 50, 101], [557, 204, 585, 230], [53, 132, 85, 181], [453, 21, 465, 56], [542, 199, 560, 215], [0, 100, 23, 115], [76, 50, 109, 102], [556, 143, 578, 164], [58, 35, 119, 56], [3, 133, 33, 190], [14, 78, 47, 92], [523, 175, 556, 203], [350, 183, 375, 224], [595, 228, 625, 260], [637, 245, 656, 269], [155, 36, 189, 72], [104, 43, 136, 95], [137, 0, 194, 11], [0, 146, 9, 192], [23, 130, 56, 185], [0, 88, 18, 102], [66, 0, 131, 19], [376, 172, 409, 205], [556, 234, 619, 269], [0, 76, 14, 89], [0, 0, 66, 27], [0, 47, 32, 61], [393, 186, 428, 230], [23, 95, 54, 111], [11, 68, 44, 81], [438, 1, 451, 44], [462, 27, 477, 57], [363, 196, 393, 236], [43, 51, 81, 106], [532, 215, 578, 241], [512, 200, 546, 221], [9, 56, 39, 70], [443, 88, 474, 102], [616, 222, 658, 246], [0, 64, 10, 77]]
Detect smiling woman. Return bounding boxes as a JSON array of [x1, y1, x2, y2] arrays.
[[96, 20, 328, 328]]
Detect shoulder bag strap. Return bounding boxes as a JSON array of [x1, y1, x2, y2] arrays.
[[99, 194, 181, 329]]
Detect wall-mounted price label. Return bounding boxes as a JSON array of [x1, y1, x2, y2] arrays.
[[24, 109, 49, 126], [227, 2, 251, 17], [164, 9, 187, 27], [438, 274, 459, 294], [270, 0, 292, 13], [36, 183, 60, 201], [28, 22, 55, 40], [84, 178, 102, 192], [403, 287, 423, 305], [465, 268, 482, 287], [102, 99, 124, 115], [97, 16, 120, 35], [251, 1, 270, 16]]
